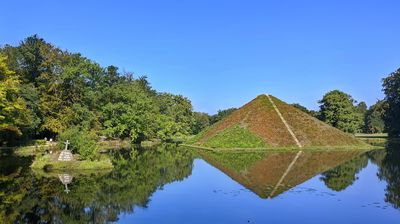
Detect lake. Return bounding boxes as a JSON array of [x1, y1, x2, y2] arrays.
[[1, 141, 400, 223]]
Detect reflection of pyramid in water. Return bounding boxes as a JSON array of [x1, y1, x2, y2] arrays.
[[200, 150, 365, 198]]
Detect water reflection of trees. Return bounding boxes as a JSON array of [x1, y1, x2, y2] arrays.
[[320, 141, 400, 210], [320, 154, 368, 192], [0, 144, 194, 223], [369, 140, 400, 209]]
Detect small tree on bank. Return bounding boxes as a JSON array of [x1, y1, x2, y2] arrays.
[[319, 90, 363, 133]]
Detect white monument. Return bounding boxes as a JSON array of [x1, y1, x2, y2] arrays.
[[58, 140, 74, 161]]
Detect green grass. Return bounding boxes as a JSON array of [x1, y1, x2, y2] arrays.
[[355, 133, 388, 138], [186, 127, 210, 144], [141, 140, 162, 147], [31, 154, 113, 170], [202, 125, 266, 148], [14, 145, 49, 156]]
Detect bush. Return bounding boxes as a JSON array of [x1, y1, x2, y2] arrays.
[[58, 127, 99, 161]]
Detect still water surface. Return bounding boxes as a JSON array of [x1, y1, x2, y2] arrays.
[[1, 142, 400, 223]]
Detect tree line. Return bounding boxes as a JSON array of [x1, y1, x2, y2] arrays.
[[0, 35, 208, 146]]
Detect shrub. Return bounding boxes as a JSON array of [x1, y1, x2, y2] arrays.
[[58, 127, 99, 161]]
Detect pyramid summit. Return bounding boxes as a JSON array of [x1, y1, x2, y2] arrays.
[[190, 94, 368, 149]]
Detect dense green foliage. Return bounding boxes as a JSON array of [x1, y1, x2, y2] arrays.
[[319, 90, 364, 133], [382, 68, 400, 137], [209, 108, 237, 124], [191, 112, 210, 134], [364, 100, 386, 134], [0, 54, 34, 145], [58, 127, 98, 160], [0, 35, 201, 145]]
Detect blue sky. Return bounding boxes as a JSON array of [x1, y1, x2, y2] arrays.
[[1, 0, 399, 114]]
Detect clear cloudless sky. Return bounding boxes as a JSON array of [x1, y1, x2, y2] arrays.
[[1, 0, 399, 114]]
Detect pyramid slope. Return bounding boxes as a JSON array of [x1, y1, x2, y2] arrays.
[[270, 95, 362, 147], [191, 94, 366, 149]]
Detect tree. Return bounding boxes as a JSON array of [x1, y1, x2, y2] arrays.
[[210, 108, 237, 124], [157, 93, 194, 139], [382, 68, 400, 137], [355, 101, 368, 132], [364, 100, 386, 134], [101, 82, 159, 142], [58, 126, 98, 160], [355, 101, 367, 114], [1, 35, 200, 145], [191, 112, 210, 134], [319, 90, 363, 133], [0, 54, 33, 144]]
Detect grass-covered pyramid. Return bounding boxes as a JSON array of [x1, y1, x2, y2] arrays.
[[189, 94, 368, 149]]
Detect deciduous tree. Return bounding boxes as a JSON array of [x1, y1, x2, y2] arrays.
[[382, 68, 400, 137], [319, 90, 363, 133]]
